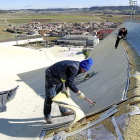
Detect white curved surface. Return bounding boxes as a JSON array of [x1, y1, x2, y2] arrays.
[[0, 45, 84, 140]]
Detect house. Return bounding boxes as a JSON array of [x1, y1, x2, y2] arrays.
[[97, 29, 112, 39], [57, 35, 99, 46], [50, 31, 64, 37], [29, 22, 40, 25], [104, 22, 114, 27], [39, 30, 50, 35], [27, 31, 36, 35], [69, 30, 83, 35]]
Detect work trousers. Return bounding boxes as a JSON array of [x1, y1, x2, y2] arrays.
[[115, 37, 121, 49], [43, 77, 68, 119]]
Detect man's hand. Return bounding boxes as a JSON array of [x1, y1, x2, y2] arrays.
[[118, 36, 122, 39], [65, 89, 70, 98], [77, 91, 85, 99]]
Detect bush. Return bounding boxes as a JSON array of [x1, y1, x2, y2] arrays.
[[82, 49, 90, 59], [107, 15, 113, 17]]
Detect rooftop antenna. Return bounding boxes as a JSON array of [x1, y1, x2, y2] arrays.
[[129, 0, 137, 20]]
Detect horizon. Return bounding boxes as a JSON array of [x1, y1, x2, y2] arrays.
[[0, 0, 140, 10], [3, 5, 140, 10], [1, 5, 140, 11]]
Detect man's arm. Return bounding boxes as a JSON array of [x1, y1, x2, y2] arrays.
[[65, 66, 79, 93], [123, 30, 127, 39], [65, 67, 85, 99], [118, 29, 124, 38]]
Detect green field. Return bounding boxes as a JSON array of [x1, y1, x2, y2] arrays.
[[96, 15, 129, 22], [21, 14, 99, 19], [0, 13, 136, 24], [7, 19, 32, 23], [0, 25, 15, 39], [20, 14, 104, 23], [0, 13, 105, 24]]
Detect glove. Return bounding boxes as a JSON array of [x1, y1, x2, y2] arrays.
[[65, 89, 70, 98], [118, 36, 122, 39], [77, 92, 85, 99]]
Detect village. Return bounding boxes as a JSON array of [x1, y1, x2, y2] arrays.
[[2, 21, 121, 48]]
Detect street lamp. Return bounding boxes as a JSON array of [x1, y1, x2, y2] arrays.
[[129, 0, 137, 20], [14, 25, 18, 46], [45, 34, 49, 46]]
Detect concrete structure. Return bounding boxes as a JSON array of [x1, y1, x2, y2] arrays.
[[0, 21, 140, 140]]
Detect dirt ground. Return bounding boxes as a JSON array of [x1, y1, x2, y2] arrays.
[[121, 15, 140, 20]]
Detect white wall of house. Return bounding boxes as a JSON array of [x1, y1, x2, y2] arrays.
[[0, 38, 44, 46]]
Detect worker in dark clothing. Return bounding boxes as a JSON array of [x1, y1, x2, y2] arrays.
[[115, 28, 127, 49], [44, 58, 93, 124]]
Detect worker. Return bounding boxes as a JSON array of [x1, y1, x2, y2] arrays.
[[44, 58, 93, 124], [115, 28, 127, 49]]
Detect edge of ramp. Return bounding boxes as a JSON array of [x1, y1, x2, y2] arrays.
[[52, 92, 85, 125], [43, 22, 140, 140]]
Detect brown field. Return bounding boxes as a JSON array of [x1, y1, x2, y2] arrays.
[[120, 15, 140, 20]]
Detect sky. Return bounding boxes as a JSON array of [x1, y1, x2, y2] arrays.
[[0, 0, 139, 10]]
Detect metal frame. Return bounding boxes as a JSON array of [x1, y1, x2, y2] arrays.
[[121, 44, 130, 100], [111, 116, 124, 140], [45, 109, 118, 140]]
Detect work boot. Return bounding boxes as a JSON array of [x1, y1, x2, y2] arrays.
[[44, 118, 53, 124], [61, 111, 74, 116]]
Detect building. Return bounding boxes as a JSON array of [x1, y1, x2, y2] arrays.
[[57, 35, 99, 47], [97, 29, 112, 39], [0, 35, 44, 46]]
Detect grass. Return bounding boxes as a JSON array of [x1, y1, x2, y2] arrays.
[[21, 14, 97, 19], [96, 15, 127, 22], [0, 25, 14, 39], [43, 36, 61, 42], [20, 14, 103, 23], [0, 13, 132, 24], [0, 20, 8, 25], [106, 19, 125, 22], [7, 19, 32, 23], [0, 13, 21, 20], [82, 49, 90, 59], [1, 13, 104, 23]]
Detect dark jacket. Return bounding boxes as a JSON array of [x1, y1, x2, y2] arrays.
[[45, 60, 81, 93], [118, 28, 127, 39]]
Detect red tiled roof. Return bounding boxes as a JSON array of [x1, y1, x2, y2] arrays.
[[98, 30, 112, 34]]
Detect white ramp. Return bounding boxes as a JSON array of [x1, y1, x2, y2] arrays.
[[0, 45, 84, 140]]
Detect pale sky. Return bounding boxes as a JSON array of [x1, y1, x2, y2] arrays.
[[0, 0, 139, 10]]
